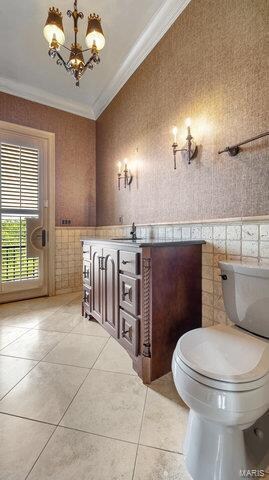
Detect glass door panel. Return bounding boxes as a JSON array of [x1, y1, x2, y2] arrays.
[[0, 129, 49, 299]]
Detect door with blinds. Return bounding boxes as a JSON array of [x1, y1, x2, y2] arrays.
[[0, 122, 54, 302]]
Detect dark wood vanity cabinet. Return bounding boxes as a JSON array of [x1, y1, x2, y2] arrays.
[[81, 238, 203, 384]]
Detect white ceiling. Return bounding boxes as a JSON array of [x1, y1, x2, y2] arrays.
[[0, 0, 190, 119]]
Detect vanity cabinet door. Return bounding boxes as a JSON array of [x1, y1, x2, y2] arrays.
[[91, 245, 103, 323], [119, 310, 139, 357], [119, 274, 140, 317], [102, 247, 119, 338]]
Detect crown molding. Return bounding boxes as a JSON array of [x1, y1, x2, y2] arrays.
[[0, 76, 94, 119], [0, 0, 190, 120], [93, 0, 191, 119]]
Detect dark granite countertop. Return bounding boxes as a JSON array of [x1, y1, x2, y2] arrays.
[[80, 236, 205, 247]]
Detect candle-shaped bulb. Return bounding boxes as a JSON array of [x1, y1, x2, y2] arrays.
[[118, 161, 122, 174], [124, 159, 128, 171], [185, 117, 191, 128], [172, 126, 178, 144]]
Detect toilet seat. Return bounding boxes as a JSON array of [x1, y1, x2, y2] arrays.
[[174, 324, 269, 392]]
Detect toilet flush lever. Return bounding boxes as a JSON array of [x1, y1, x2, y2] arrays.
[[220, 274, 227, 280]]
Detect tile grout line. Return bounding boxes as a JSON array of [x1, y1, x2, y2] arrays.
[[22, 334, 112, 477], [0, 327, 31, 352], [0, 357, 40, 403], [0, 329, 71, 370], [131, 386, 149, 480], [0, 411, 58, 427], [24, 424, 58, 480], [0, 410, 185, 457], [0, 329, 105, 406], [3, 300, 110, 480], [56, 334, 111, 428], [0, 300, 83, 402]]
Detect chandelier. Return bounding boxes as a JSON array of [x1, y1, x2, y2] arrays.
[[43, 1, 105, 86]]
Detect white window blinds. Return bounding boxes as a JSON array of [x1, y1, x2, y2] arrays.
[[0, 142, 40, 283], [0, 142, 39, 212]]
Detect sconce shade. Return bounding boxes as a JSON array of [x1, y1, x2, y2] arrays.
[[68, 43, 85, 68], [85, 14, 105, 51], [43, 7, 65, 46]]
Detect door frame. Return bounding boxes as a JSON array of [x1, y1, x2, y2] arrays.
[[0, 120, 55, 302]]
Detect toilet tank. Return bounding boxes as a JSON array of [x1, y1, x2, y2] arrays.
[[219, 261, 269, 338]]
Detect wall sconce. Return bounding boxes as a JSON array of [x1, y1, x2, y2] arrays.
[[117, 160, 133, 190], [172, 118, 198, 168]]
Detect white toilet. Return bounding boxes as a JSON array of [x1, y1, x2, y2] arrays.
[[172, 261, 269, 480]]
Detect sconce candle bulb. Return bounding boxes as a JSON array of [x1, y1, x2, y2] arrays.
[[185, 117, 192, 128], [172, 126, 178, 144], [172, 118, 198, 167]]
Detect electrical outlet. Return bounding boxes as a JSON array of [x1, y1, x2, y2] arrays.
[[61, 219, 71, 225]]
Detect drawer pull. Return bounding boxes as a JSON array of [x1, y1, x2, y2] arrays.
[[83, 250, 89, 254], [122, 260, 131, 265], [83, 266, 89, 278], [84, 291, 90, 303], [98, 256, 106, 271], [122, 328, 130, 335]]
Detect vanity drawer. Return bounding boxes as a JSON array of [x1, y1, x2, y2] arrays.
[[119, 274, 140, 316], [119, 310, 139, 357], [82, 243, 91, 261], [119, 250, 140, 275], [83, 260, 91, 286]]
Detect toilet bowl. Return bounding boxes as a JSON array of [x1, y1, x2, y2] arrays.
[[172, 261, 269, 480]]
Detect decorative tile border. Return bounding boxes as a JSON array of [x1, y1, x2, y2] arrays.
[[55, 218, 269, 328]]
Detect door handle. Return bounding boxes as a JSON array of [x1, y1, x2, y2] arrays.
[[41, 229, 46, 247]]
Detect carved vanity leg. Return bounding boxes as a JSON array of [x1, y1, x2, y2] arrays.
[[142, 256, 152, 384]]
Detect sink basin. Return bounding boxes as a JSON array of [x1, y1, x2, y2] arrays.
[[110, 237, 143, 241]]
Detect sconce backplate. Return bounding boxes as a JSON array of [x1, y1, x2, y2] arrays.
[[181, 140, 198, 164]]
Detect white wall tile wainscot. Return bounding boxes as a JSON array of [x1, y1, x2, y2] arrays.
[[55, 227, 95, 294]]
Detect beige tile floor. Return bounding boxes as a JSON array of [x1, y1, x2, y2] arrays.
[[0, 293, 191, 480]]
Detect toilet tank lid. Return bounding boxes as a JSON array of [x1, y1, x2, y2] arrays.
[[219, 261, 269, 278]]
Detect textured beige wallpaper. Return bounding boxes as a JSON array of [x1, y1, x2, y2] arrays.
[[0, 92, 96, 226], [96, 0, 269, 226]]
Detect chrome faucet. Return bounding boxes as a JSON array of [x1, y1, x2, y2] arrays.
[[130, 222, 137, 240]]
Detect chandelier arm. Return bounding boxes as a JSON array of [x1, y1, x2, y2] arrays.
[[84, 54, 99, 70], [51, 50, 71, 72], [81, 48, 94, 53], [60, 43, 72, 53]]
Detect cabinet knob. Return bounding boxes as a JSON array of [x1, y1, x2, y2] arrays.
[[122, 260, 130, 265]]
